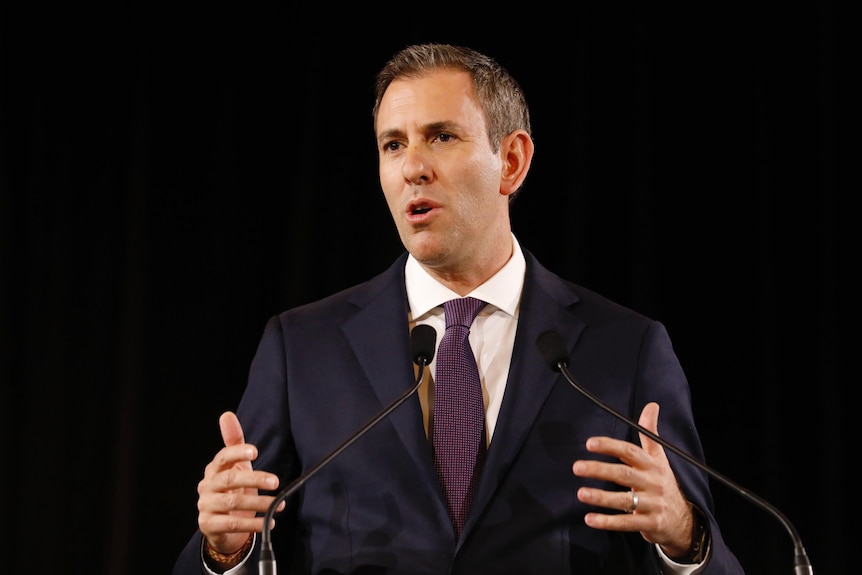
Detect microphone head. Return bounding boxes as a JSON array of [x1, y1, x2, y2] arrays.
[[411, 324, 437, 365], [536, 330, 569, 371]]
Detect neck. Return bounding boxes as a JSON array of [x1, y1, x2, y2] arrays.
[[422, 233, 514, 296]]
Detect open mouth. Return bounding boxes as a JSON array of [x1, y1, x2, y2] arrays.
[[411, 206, 432, 215]]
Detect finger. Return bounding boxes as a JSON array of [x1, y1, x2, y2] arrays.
[[637, 402, 666, 459], [577, 485, 639, 514], [573, 457, 636, 487], [215, 412, 256, 472], [219, 411, 245, 447], [209, 466, 279, 493], [582, 435, 641, 465], [206, 444, 258, 476], [200, 489, 285, 515], [199, 513, 272, 537], [582, 508, 642, 532]]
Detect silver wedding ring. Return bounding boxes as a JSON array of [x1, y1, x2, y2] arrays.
[[627, 490, 639, 513]]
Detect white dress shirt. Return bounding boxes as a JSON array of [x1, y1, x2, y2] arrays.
[[405, 233, 525, 444]]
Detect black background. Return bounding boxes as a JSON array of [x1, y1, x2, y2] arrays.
[[0, 4, 853, 574]]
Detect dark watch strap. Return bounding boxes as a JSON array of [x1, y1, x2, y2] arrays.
[[677, 503, 710, 564]]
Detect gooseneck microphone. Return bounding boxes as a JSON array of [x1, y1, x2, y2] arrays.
[[258, 324, 437, 575], [535, 330, 813, 575]]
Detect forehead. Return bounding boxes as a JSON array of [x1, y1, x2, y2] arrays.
[[376, 70, 484, 131]]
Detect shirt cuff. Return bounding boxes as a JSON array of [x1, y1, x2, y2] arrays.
[[200, 533, 256, 575], [655, 541, 710, 575]]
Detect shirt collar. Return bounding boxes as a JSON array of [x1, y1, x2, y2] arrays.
[[405, 233, 526, 321]]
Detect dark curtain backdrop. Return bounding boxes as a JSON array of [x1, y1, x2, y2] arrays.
[[0, 4, 852, 575]]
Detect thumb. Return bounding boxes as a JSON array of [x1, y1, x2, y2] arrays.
[[219, 411, 245, 447], [637, 402, 663, 456]]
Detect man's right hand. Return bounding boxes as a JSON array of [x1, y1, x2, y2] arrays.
[[196, 411, 283, 555]]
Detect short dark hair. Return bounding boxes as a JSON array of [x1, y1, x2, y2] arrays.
[[372, 43, 532, 155]]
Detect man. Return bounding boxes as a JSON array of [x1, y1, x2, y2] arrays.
[[174, 43, 744, 574]]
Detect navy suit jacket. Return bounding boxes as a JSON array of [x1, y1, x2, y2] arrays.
[[174, 249, 744, 574]]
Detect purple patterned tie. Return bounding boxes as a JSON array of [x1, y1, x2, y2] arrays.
[[432, 296, 487, 537]]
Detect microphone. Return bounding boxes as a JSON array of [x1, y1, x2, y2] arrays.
[[535, 330, 813, 575], [258, 324, 437, 575]]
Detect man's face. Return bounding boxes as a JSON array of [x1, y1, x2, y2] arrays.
[[375, 69, 509, 275]]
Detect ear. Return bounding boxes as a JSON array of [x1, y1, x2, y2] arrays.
[[499, 130, 534, 197]]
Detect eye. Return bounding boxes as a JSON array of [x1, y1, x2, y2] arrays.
[[435, 133, 454, 143], [383, 140, 402, 153]]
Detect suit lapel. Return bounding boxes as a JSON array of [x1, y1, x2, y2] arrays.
[[339, 256, 444, 504]]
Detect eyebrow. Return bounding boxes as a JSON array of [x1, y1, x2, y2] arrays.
[[376, 121, 461, 145], [376, 128, 404, 145]]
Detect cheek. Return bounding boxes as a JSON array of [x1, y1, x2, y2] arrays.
[[379, 151, 406, 179], [460, 158, 503, 206], [475, 155, 503, 187], [378, 166, 401, 208]]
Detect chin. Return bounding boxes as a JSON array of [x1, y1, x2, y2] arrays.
[[405, 234, 447, 265]]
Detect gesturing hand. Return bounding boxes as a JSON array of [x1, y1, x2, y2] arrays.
[[572, 402, 695, 557], [196, 411, 283, 555]]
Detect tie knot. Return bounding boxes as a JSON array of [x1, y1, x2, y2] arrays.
[[444, 297, 487, 329]]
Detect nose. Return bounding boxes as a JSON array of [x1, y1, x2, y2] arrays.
[[401, 145, 431, 184]]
